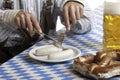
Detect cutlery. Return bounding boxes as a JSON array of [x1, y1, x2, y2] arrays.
[[38, 16, 66, 49], [56, 16, 66, 45], [39, 33, 63, 49]]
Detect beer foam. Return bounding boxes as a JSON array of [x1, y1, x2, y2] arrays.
[[104, 0, 120, 15]]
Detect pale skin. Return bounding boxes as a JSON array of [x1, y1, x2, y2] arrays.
[[63, 1, 84, 31], [14, 1, 84, 36]]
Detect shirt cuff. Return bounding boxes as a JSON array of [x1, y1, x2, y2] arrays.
[[3, 10, 19, 26]]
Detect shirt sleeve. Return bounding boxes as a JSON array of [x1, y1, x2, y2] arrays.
[[0, 10, 18, 46], [55, 0, 93, 34], [0, 9, 19, 29]]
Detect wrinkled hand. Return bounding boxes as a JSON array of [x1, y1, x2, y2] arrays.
[[63, 1, 84, 31], [14, 11, 42, 36]]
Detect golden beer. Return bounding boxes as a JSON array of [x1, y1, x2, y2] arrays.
[[103, 14, 120, 49], [103, 0, 120, 50]]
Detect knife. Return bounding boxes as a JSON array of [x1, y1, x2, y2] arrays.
[[39, 33, 63, 48]]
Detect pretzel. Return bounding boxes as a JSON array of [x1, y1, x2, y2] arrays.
[[73, 50, 120, 80]]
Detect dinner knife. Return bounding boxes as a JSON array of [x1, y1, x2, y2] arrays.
[[39, 33, 63, 48]]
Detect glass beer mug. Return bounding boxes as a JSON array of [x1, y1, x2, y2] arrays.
[[103, 0, 120, 50]]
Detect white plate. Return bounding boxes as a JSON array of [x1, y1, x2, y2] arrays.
[[28, 45, 81, 63]]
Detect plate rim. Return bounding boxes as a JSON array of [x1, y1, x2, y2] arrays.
[[28, 45, 81, 63]]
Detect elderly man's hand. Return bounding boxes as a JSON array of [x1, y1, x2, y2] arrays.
[[14, 11, 42, 36], [63, 1, 84, 31]]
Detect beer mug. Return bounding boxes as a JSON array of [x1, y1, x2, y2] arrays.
[[103, 0, 120, 50]]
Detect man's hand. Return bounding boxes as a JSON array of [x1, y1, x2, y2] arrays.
[[63, 1, 84, 31], [14, 11, 42, 36]]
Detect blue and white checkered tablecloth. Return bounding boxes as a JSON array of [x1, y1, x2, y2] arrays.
[[0, 5, 120, 80]]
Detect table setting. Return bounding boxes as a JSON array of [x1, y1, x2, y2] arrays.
[[1, 3, 120, 80]]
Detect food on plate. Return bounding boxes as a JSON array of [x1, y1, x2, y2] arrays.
[[48, 49, 74, 60], [73, 50, 120, 80], [35, 45, 62, 56], [34, 45, 76, 60]]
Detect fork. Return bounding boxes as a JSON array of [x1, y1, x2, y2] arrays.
[[58, 33, 66, 45], [56, 16, 66, 47]]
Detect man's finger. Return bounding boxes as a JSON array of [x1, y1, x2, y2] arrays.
[[15, 16, 21, 28], [76, 6, 80, 20], [63, 6, 70, 31], [31, 15, 42, 34], [25, 13, 34, 36], [80, 6, 84, 17], [20, 14, 26, 29], [69, 5, 76, 25]]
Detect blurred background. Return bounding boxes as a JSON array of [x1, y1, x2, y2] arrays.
[[86, 0, 104, 10]]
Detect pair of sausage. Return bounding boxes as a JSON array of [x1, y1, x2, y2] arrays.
[[34, 45, 74, 60]]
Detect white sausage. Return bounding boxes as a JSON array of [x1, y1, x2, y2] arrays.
[[48, 49, 74, 60], [35, 45, 62, 56]]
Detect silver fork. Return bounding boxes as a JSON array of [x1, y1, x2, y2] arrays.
[[58, 33, 66, 45], [56, 16, 66, 47]]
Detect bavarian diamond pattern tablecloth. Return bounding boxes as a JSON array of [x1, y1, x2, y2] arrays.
[[0, 5, 120, 80]]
